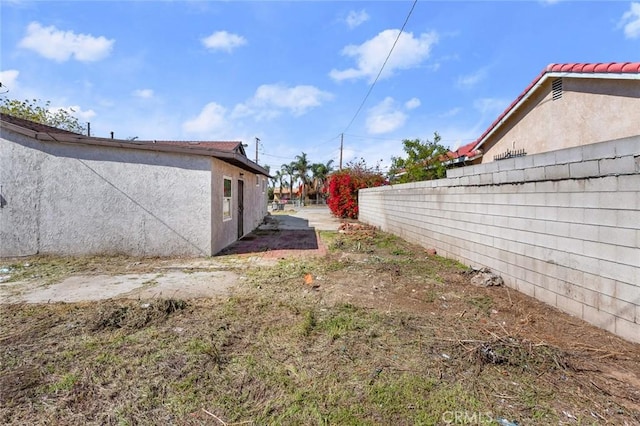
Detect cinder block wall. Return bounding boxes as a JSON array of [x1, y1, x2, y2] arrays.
[[359, 137, 640, 343]]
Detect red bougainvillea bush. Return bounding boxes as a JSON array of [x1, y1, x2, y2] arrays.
[[326, 159, 386, 219]]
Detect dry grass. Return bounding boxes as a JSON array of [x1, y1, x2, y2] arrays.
[[1, 229, 639, 425]]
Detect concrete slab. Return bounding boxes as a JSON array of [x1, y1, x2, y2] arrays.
[[0, 270, 237, 304]]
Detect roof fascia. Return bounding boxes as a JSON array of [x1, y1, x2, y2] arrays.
[[546, 71, 640, 80], [1, 120, 269, 176]]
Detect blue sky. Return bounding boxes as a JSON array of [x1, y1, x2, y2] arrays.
[[1, 0, 639, 173]]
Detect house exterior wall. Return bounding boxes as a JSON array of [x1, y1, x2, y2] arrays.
[[359, 137, 640, 343], [480, 78, 640, 163], [210, 159, 268, 254], [1, 128, 213, 257]]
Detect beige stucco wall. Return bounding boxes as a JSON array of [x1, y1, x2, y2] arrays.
[[480, 77, 640, 163], [210, 159, 268, 255]]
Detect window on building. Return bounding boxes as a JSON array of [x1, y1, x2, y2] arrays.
[[223, 177, 232, 220], [256, 175, 259, 186], [262, 178, 266, 193]]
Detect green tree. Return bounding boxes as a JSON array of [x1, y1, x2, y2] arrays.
[[270, 170, 285, 201], [0, 98, 87, 134], [310, 159, 334, 204], [293, 152, 312, 205], [389, 132, 448, 183], [280, 163, 296, 203]]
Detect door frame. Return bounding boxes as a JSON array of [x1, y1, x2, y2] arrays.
[[237, 179, 244, 239]]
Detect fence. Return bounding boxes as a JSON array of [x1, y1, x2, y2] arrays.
[[358, 137, 640, 343]]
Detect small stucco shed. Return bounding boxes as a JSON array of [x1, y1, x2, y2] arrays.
[[0, 113, 269, 257]]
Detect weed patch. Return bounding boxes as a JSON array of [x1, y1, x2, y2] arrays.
[[1, 228, 639, 425]]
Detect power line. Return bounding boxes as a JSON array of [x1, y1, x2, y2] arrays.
[[260, 133, 342, 163], [257, 1, 419, 168], [341, 0, 418, 134], [344, 133, 476, 143]]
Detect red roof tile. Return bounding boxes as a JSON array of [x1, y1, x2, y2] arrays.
[[472, 62, 640, 152], [446, 140, 481, 160]]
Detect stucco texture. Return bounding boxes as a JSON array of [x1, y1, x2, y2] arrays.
[[210, 159, 268, 255], [1, 129, 218, 257], [481, 78, 640, 162]]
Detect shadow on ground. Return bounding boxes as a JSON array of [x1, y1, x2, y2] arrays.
[[216, 215, 319, 255]]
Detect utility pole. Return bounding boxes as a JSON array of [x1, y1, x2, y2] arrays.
[[255, 137, 260, 163], [339, 133, 343, 170]]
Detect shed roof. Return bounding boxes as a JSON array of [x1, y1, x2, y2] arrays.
[[0, 113, 268, 176], [472, 62, 640, 152], [0, 112, 84, 135]]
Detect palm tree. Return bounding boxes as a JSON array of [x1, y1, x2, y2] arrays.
[[310, 159, 334, 204], [293, 152, 311, 206], [281, 163, 296, 204], [270, 170, 283, 201]]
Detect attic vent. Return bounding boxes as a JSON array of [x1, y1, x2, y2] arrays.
[[552, 78, 563, 100]]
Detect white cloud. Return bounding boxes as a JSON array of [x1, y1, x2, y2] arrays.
[[0, 69, 20, 91], [51, 105, 96, 121], [18, 22, 114, 62], [474, 98, 509, 115], [457, 67, 488, 89], [345, 10, 369, 29], [438, 107, 462, 118], [329, 29, 438, 82], [619, 2, 640, 39], [366, 97, 407, 134], [233, 83, 333, 119], [183, 102, 228, 134], [132, 89, 154, 99], [405, 97, 421, 110], [201, 31, 247, 53]]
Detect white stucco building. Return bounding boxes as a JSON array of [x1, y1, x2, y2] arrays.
[[0, 113, 269, 257]]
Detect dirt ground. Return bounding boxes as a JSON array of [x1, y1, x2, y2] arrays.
[[1, 211, 639, 424], [0, 208, 340, 304]]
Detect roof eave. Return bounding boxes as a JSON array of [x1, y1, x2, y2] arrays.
[[473, 68, 640, 152], [1, 121, 269, 176]]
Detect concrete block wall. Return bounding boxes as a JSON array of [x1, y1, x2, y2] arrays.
[[359, 137, 640, 343]]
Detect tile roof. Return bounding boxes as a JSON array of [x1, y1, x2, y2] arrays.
[[446, 140, 481, 160], [545, 62, 640, 73], [472, 62, 640, 152]]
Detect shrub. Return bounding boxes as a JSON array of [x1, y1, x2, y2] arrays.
[[326, 159, 386, 219]]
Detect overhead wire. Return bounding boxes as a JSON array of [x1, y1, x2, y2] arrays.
[[341, 0, 419, 135], [260, 0, 419, 169], [260, 133, 342, 165]]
